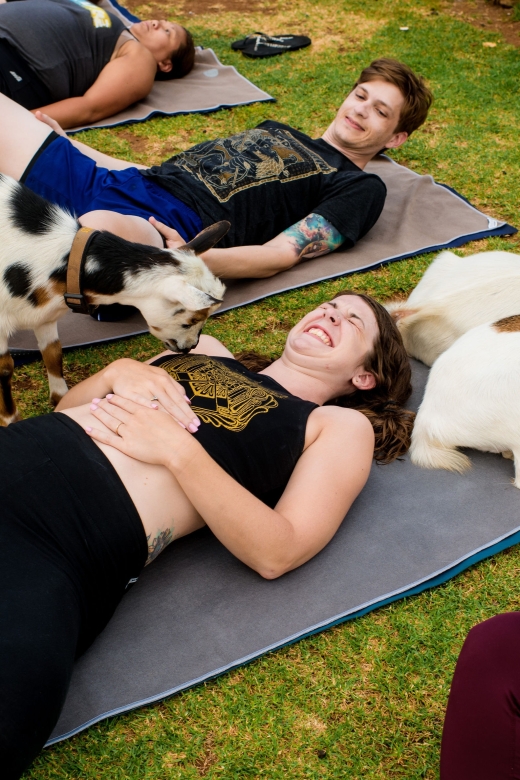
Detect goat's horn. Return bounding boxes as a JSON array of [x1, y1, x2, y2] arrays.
[[180, 221, 231, 255]]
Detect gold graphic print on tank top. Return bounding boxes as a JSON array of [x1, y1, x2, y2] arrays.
[[159, 355, 287, 432]]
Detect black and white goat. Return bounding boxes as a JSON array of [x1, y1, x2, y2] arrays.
[[0, 173, 226, 426]]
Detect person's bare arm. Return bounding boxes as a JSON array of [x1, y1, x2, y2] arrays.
[[153, 213, 346, 279], [55, 358, 200, 431], [86, 398, 374, 578], [35, 110, 148, 169], [34, 43, 156, 129], [79, 211, 163, 245], [57, 336, 234, 420]]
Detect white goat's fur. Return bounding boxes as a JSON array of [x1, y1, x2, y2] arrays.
[[0, 173, 225, 423], [410, 319, 520, 488], [386, 249, 520, 366]]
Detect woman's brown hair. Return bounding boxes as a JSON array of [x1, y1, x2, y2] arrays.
[[237, 291, 415, 464]]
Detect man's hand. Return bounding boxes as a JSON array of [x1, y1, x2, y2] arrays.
[[200, 213, 346, 279], [149, 217, 187, 250], [33, 110, 68, 137]]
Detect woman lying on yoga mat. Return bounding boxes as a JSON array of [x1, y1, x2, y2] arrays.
[[0, 0, 194, 128], [0, 291, 414, 778]]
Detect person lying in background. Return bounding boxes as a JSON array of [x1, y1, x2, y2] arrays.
[[0, 58, 433, 281], [0, 0, 194, 128]]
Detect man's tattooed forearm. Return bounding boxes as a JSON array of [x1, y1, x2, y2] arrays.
[[146, 527, 174, 565], [283, 214, 345, 261]]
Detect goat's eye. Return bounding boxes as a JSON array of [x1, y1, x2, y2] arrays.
[[181, 323, 191, 329]]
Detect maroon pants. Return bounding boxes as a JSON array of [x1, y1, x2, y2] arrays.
[[441, 613, 520, 779]]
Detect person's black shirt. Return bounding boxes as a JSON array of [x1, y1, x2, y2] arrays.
[[151, 353, 318, 507], [141, 120, 387, 248]]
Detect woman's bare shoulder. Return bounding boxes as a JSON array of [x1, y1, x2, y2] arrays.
[[304, 405, 374, 448]]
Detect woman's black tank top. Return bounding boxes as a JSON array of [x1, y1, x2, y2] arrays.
[[152, 354, 319, 507], [0, 0, 125, 101]]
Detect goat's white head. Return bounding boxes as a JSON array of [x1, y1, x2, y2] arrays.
[[135, 222, 227, 353]]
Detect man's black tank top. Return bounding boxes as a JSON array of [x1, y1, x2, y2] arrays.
[[151, 354, 319, 507], [0, 0, 125, 101]]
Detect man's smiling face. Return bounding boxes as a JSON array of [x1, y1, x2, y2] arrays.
[[324, 79, 408, 163]]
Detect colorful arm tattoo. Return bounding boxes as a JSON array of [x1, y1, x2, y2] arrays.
[[282, 213, 345, 262], [146, 527, 174, 565]]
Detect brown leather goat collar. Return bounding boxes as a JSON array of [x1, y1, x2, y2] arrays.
[[64, 226, 100, 314]]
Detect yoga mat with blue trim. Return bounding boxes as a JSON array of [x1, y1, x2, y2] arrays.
[[47, 359, 520, 745]]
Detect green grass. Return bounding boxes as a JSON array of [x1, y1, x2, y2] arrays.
[[23, 0, 520, 776]]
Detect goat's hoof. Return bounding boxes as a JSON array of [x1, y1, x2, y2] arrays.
[[50, 392, 66, 408]]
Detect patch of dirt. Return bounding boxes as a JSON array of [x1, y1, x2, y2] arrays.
[[115, 129, 150, 155], [123, 0, 272, 17], [444, 0, 520, 46]]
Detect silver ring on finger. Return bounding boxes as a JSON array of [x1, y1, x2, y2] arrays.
[[115, 422, 124, 436]]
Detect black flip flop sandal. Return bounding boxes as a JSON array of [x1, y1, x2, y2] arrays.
[[231, 32, 263, 51], [231, 33, 311, 58]]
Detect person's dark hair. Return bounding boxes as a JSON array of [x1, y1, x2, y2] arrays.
[[236, 291, 415, 464], [353, 57, 433, 136], [155, 27, 195, 81]]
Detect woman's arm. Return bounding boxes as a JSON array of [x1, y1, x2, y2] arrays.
[[34, 43, 156, 129], [55, 358, 200, 431], [86, 398, 374, 578], [56, 338, 234, 422]]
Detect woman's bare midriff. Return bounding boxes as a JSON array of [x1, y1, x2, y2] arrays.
[[58, 405, 206, 559]]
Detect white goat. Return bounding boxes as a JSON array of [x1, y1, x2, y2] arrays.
[[410, 315, 520, 488], [386, 249, 520, 365], [0, 173, 226, 425]]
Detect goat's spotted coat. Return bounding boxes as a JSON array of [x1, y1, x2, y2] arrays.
[[0, 173, 225, 425]]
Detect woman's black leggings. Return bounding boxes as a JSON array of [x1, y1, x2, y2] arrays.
[[0, 414, 147, 779]]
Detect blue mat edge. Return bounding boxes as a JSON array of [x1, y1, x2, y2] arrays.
[[46, 524, 520, 746], [66, 96, 276, 134], [106, 0, 140, 23]]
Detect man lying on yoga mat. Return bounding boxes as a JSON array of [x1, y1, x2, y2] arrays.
[[0, 57, 432, 280], [0, 0, 194, 128], [1, 292, 414, 779]]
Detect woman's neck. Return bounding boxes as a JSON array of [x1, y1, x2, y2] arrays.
[[259, 358, 336, 405]]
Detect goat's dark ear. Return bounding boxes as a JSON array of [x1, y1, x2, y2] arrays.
[[181, 221, 231, 255]]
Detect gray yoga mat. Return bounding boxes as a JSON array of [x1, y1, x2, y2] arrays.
[[47, 359, 520, 745], [9, 156, 516, 357], [66, 1, 274, 132]]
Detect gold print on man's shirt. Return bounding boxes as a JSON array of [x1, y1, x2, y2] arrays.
[[160, 355, 287, 432], [169, 127, 336, 203]]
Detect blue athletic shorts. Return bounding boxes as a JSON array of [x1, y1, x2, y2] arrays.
[[21, 133, 203, 242]]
